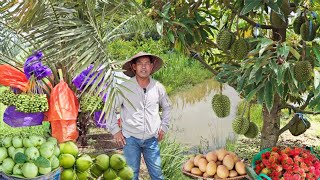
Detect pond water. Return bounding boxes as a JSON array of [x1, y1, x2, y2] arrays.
[[169, 79, 241, 153]]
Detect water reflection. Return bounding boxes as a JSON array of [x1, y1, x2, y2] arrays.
[[169, 79, 241, 153]]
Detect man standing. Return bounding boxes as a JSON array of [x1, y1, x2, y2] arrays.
[[108, 52, 171, 180]]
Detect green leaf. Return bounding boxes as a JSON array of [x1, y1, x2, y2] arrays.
[[314, 84, 320, 98], [34, 156, 51, 168], [314, 70, 320, 89], [277, 83, 284, 98], [167, 30, 175, 43], [289, 66, 298, 87], [14, 152, 27, 164], [156, 21, 164, 36], [259, 39, 274, 56], [264, 80, 274, 112], [257, 87, 265, 104], [246, 84, 263, 102], [277, 44, 290, 58], [289, 47, 301, 60], [240, 0, 262, 15], [313, 46, 320, 64], [255, 68, 263, 83], [268, 1, 285, 21], [162, 2, 171, 16], [277, 66, 284, 85]]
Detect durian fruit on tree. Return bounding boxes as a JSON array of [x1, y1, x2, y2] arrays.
[[217, 29, 235, 51], [300, 20, 319, 41], [211, 94, 231, 118], [244, 122, 259, 138], [270, 0, 290, 28], [289, 115, 311, 136], [230, 39, 250, 60], [232, 116, 250, 135], [293, 15, 306, 34], [293, 61, 312, 82]]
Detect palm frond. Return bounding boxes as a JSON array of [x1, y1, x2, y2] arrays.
[[0, 0, 152, 118]]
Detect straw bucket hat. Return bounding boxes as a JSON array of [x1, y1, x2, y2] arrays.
[[122, 51, 163, 77]]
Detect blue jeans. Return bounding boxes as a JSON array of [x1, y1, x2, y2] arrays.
[[124, 136, 164, 180]]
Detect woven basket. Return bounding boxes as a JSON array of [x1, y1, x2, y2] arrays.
[[0, 168, 61, 180], [182, 168, 248, 180]]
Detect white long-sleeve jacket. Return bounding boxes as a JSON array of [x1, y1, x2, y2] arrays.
[[107, 76, 171, 140]]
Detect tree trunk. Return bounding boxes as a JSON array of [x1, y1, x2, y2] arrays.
[[260, 95, 281, 150], [77, 113, 91, 147], [260, 14, 288, 150]]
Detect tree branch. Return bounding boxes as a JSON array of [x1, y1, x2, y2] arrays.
[[224, 4, 275, 29], [279, 114, 298, 135], [301, 92, 314, 110], [283, 104, 320, 115], [191, 52, 218, 75]]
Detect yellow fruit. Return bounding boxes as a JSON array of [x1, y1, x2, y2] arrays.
[[191, 167, 203, 176], [217, 165, 229, 179], [198, 158, 208, 172], [229, 170, 238, 177], [216, 149, 228, 161], [183, 160, 194, 172], [228, 152, 240, 162], [206, 152, 217, 162], [189, 156, 195, 163], [194, 154, 204, 167], [223, 155, 235, 170], [206, 161, 217, 176], [203, 172, 213, 178], [235, 161, 246, 175]]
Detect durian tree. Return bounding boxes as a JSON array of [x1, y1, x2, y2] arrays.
[[142, 0, 320, 149]]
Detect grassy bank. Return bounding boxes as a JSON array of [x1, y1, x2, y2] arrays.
[[108, 38, 213, 95]]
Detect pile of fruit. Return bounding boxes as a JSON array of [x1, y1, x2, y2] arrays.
[[254, 147, 320, 180], [59, 141, 133, 180], [90, 153, 134, 180], [0, 90, 49, 113], [0, 135, 60, 178], [183, 148, 247, 179]]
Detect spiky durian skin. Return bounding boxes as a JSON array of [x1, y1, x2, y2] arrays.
[[217, 30, 235, 51], [212, 94, 231, 118], [294, 61, 312, 82], [230, 39, 249, 60], [244, 122, 259, 138], [232, 116, 250, 135]]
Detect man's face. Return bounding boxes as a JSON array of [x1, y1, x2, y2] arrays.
[[132, 56, 154, 78]]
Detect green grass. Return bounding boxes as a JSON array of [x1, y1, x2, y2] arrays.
[[153, 52, 213, 95], [107, 38, 213, 95], [160, 138, 191, 180]]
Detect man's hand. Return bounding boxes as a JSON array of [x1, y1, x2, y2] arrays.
[[158, 129, 165, 141], [114, 131, 126, 147]]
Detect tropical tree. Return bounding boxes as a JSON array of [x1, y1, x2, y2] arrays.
[[141, 0, 320, 149], [0, 0, 154, 145]]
